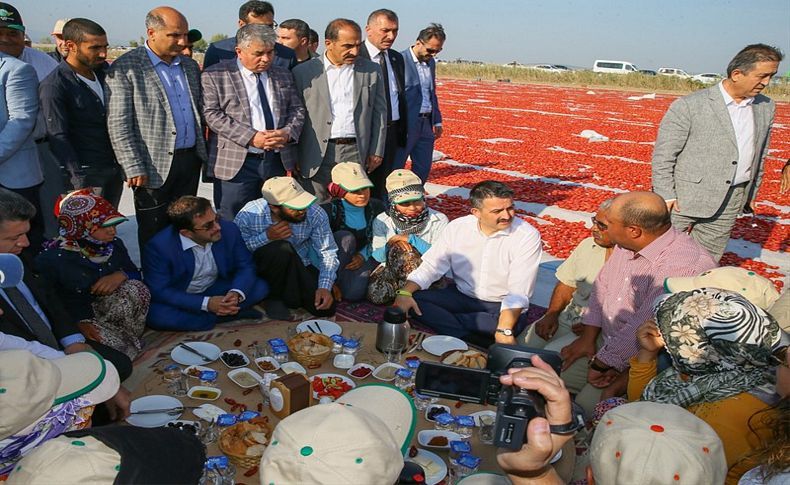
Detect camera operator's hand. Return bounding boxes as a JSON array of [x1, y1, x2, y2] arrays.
[[496, 355, 573, 485]]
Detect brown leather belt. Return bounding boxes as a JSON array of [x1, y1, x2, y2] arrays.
[[418, 112, 432, 118], [328, 137, 356, 145]]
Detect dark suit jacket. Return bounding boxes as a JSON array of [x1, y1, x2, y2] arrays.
[[201, 60, 306, 177], [401, 47, 442, 136], [142, 220, 268, 312], [204, 37, 296, 70], [359, 43, 407, 147]]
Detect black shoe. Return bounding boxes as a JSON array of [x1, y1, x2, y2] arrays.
[[264, 299, 291, 321]]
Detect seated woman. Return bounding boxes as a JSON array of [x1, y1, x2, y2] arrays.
[[367, 169, 448, 305], [630, 288, 784, 484], [34, 191, 150, 360], [320, 163, 385, 302]]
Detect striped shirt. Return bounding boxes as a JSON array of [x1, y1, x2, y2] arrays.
[[583, 228, 717, 371]]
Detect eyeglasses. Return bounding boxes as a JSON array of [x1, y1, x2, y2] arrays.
[[425, 47, 442, 55], [194, 215, 220, 232], [590, 217, 608, 231]]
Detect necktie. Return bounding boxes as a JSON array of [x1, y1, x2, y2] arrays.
[[3, 286, 60, 349], [377, 52, 393, 122], [255, 73, 275, 130]]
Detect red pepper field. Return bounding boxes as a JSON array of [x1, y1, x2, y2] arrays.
[[422, 79, 789, 291]]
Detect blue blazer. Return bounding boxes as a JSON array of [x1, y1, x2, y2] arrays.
[[0, 52, 43, 189], [143, 219, 268, 312], [400, 48, 442, 137]]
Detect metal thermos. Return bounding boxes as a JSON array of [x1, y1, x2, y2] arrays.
[[376, 307, 411, 353]]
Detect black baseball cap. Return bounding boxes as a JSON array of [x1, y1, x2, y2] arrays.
[[0, 3, 24, 32]]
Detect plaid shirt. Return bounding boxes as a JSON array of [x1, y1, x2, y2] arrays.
[[234, 199, 339, 289]]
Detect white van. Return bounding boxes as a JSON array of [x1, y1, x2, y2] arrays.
[[657, 67, 691, 78], [592, 60, 638, 74]]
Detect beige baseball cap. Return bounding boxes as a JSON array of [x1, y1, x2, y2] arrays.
[[0, 350, 118, 439], [7, 435, 120, 484], [262, 176, 317, 210], [51, 18, 70, 35], [259, 384, 416, 485], [590, 402, 727, 485], [386, 169, 424, 204], [331, 162, 373, 192], [665, 266, 780, 310]]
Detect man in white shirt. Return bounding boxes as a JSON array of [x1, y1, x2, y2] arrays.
[[201, 23, 305, 220], [652, 43, 782, 261], [395, 181, 543, 345], [292, 18, 387, 203]]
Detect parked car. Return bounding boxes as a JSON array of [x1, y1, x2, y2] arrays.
[[530, 64, 571, 73], [658, 67, 691, 78], [638, 69, 657, 76], [692, 72, 722, 84], [593, 60, 639, 74]]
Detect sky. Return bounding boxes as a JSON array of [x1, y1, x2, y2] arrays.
[[21, 0, 790, 74]]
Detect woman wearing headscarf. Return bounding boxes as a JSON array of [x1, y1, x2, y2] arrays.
[[629, 288, 785, 484], [320, 163, 385, 302], [367, 169, 448, 305], [34, 190, 149, 359]]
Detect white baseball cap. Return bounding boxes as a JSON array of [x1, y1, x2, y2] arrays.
[[262, 177, 317, 211]]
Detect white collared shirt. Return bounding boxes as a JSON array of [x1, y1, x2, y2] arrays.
[[238, 59, 276, 153], [181, 234, 218, 295], [364, 39, 400, 121], [408, 47, 434, 114], [407, 214, 543, 312], [719, 81, 756, 185], [323, 53, 356, 138]]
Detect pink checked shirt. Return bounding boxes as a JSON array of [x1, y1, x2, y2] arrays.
[[583, 228, 717, 371]]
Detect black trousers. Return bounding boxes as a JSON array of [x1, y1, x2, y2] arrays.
[[252, 240, 336, 317], [369, 120, 403, 200], [133, 148, 201, 252], [65, 164, 125, 209], [87, 338, 133, 382], [214, 152, 285, 221]]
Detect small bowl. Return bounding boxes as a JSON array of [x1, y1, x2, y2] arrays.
[[372, 362, 404, 382], [280, 361, 307, 375], [183, 365, 212, 379], [219, 350, 250, 369], [425, 404, 452, 422], [347, 363, 375, 380], [228, 368, 263, 388], [254, 356, 281, 373], [418, 430, 462, 449], [333, 353, 355, 369], [187, 386, 222, 401]]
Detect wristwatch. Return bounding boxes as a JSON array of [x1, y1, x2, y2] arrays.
[[588, 356, 610, 372], [549, 410, 585, 435], [496, 328, 514, 337]]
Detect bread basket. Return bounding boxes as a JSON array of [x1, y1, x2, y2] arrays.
[[287, 332, 333, 369], [218, 417, 273, 468]]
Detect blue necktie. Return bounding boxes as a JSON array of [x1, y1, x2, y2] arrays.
[[256, 73, 275, 130]]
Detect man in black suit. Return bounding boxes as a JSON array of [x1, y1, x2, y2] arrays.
[[0, 189, 133, 383], [203, 1, 296, 70], [360, 9, 407, 199]]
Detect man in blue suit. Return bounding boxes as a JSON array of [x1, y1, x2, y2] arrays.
[[394, 24, 445, 184], [143, 196, 268, 331]]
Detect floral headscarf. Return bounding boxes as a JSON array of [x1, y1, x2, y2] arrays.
[[50, 191, 127, 263], [641, 288, 780, 407]]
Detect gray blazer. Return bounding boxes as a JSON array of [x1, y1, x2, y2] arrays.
[[105, 47, 207, 189], [0, 53, 42, 189], [652, 84, 775, 218], [202, 60, 305, 178], [292, 56, 387, 178]]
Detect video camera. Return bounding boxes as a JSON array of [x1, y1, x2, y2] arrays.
[[415, 344, 577, 450]]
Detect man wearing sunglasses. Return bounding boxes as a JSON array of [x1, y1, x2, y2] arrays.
[[143, 196, 269, 331], [394, 23, 446, 184]]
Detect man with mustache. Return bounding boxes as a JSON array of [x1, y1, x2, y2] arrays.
[[652, 43, 783, 262], [292, 18, 387, 203], [394, 180, 543, 346], [201, 23, 305, 221]]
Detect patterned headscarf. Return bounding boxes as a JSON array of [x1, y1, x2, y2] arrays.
[[50, 191, 127, 263], [641, 288, 780, 407]]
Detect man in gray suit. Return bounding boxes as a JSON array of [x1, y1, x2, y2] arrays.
[[652, 44, 783, 261], [106, 7, 207, 250], [202, 24, 305, 221], [292, 18, 387, 203]]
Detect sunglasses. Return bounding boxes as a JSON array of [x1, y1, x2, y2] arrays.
[[194, 215, 220, 232], [590, 217, 608, 231]]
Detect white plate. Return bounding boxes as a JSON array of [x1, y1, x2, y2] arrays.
[[219, 349, 250, 369], [333, 353, 355, 369], [470, 410, 497, 427], [254, 356, 281, 373], [296, 319, 342, 336], [425, 404, 452, 422], [405, 449, 447, 485], [187, 386, 222, 401], [170, 342, 221, 366], [182, 365, 213, 379], [228, 368, 263, 388], [372, 362, 404, 381], [417, 430, 462, 449], [281, 361, 307, 375], [193, 403, 226, 422], [421, 335, 468, 356], [347, 363, 375, 380], [126, 395, 183, 428], [310, 373, 356, 400]]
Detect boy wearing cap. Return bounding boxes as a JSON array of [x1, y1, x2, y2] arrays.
[[235, 176, 339, 318], [321, 162, 385, 301]]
